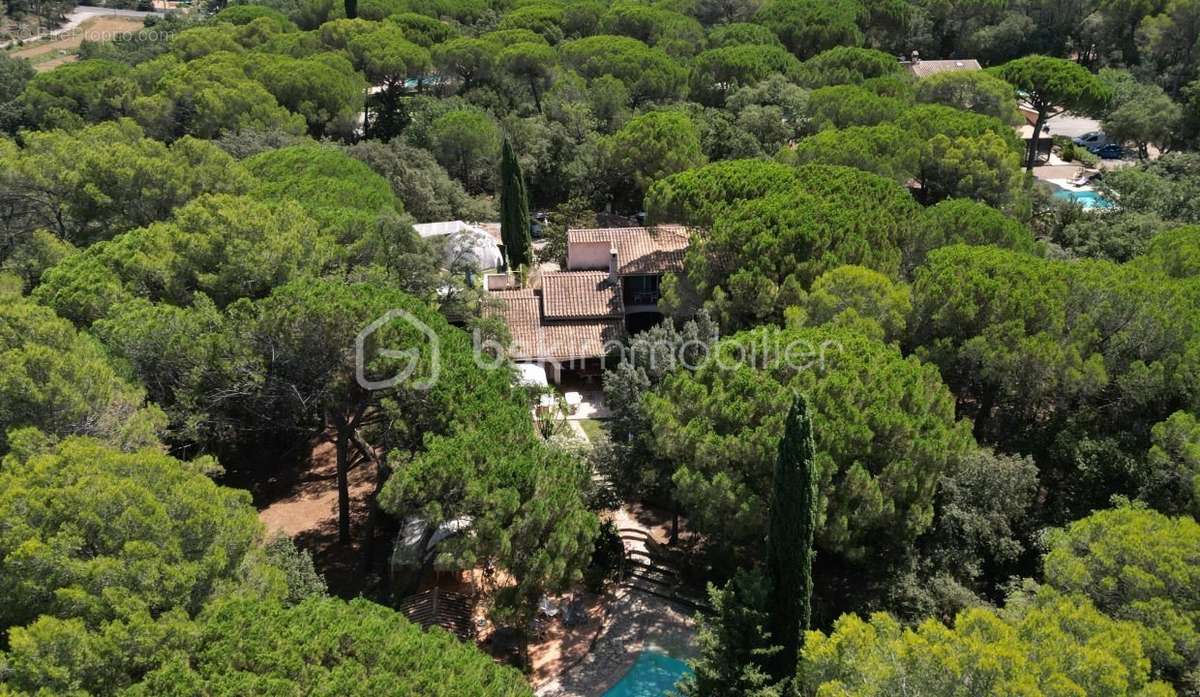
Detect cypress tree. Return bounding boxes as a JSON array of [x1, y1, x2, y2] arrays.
[[765, 393, 818, 682], [499, 137, 532, 270]]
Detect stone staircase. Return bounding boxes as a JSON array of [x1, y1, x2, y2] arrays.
[[617, 527, 709, 612]]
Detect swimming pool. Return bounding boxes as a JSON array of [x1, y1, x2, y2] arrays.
[[602, 651, 693, 697], [1052, 189, 1114, 210]]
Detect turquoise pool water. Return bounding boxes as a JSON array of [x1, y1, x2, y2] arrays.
[[603, 651, 692, 697], [1052, 189, 1114, 210]]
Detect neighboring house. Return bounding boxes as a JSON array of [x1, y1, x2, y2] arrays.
[[412, 220, 503, 270], [1016, 108, 1054, 164], [485, 225, 691, 381], [902, 54, 982, 79]]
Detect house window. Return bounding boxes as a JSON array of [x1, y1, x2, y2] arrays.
[[624, 275, 661, 305]]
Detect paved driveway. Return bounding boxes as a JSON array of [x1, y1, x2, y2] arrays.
[[1044, 113, 1102, 140]]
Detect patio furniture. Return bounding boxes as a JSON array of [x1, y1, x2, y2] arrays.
[[563, 391, 583, 414], [536, 393, 559, 418]]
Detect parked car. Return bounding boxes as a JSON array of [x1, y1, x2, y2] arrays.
[[1088, 143, 1126, 159], [1073, 131, 1110, 148]]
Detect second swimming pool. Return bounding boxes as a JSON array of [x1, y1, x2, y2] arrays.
[[1052, 188, 1114, 210]]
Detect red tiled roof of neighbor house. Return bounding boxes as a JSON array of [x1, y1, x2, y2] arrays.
[[541, 271, 622, 320], [906, 59, 982, 78], [567, 225, 692, 275], [486, 288, 623, 361]]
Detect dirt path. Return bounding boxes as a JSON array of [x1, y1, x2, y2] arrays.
[[257, 435, 377, 594], [10, 15, 146, 70], [257, 437, 373, 536], [3, 6, 160, 49]]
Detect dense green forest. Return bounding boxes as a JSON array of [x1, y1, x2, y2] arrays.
[[2, 0, 1200, 691]]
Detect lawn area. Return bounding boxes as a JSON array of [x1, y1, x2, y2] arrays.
[[579, 418, 608, 443]]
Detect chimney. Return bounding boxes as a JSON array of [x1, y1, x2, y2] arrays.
[[608, 246, 619, 284]]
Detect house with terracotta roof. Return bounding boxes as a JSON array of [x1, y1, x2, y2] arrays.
[[901, 52, 982, 78], [485, 225, 691, 381]]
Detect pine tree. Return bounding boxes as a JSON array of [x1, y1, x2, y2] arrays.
[[499, 137, 532, 270], [766, 392, 818, 682]]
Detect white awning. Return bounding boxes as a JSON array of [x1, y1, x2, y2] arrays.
[[413, 220, 472, 238], [515, 362, 549, 388], [413, 221, 503, 270]]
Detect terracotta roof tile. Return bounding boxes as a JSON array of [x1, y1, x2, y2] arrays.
[[567, 225, 692, 275], [542, 271, 622, 320], [485, 288, 624, 361], [907, 59, 982, 78]]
